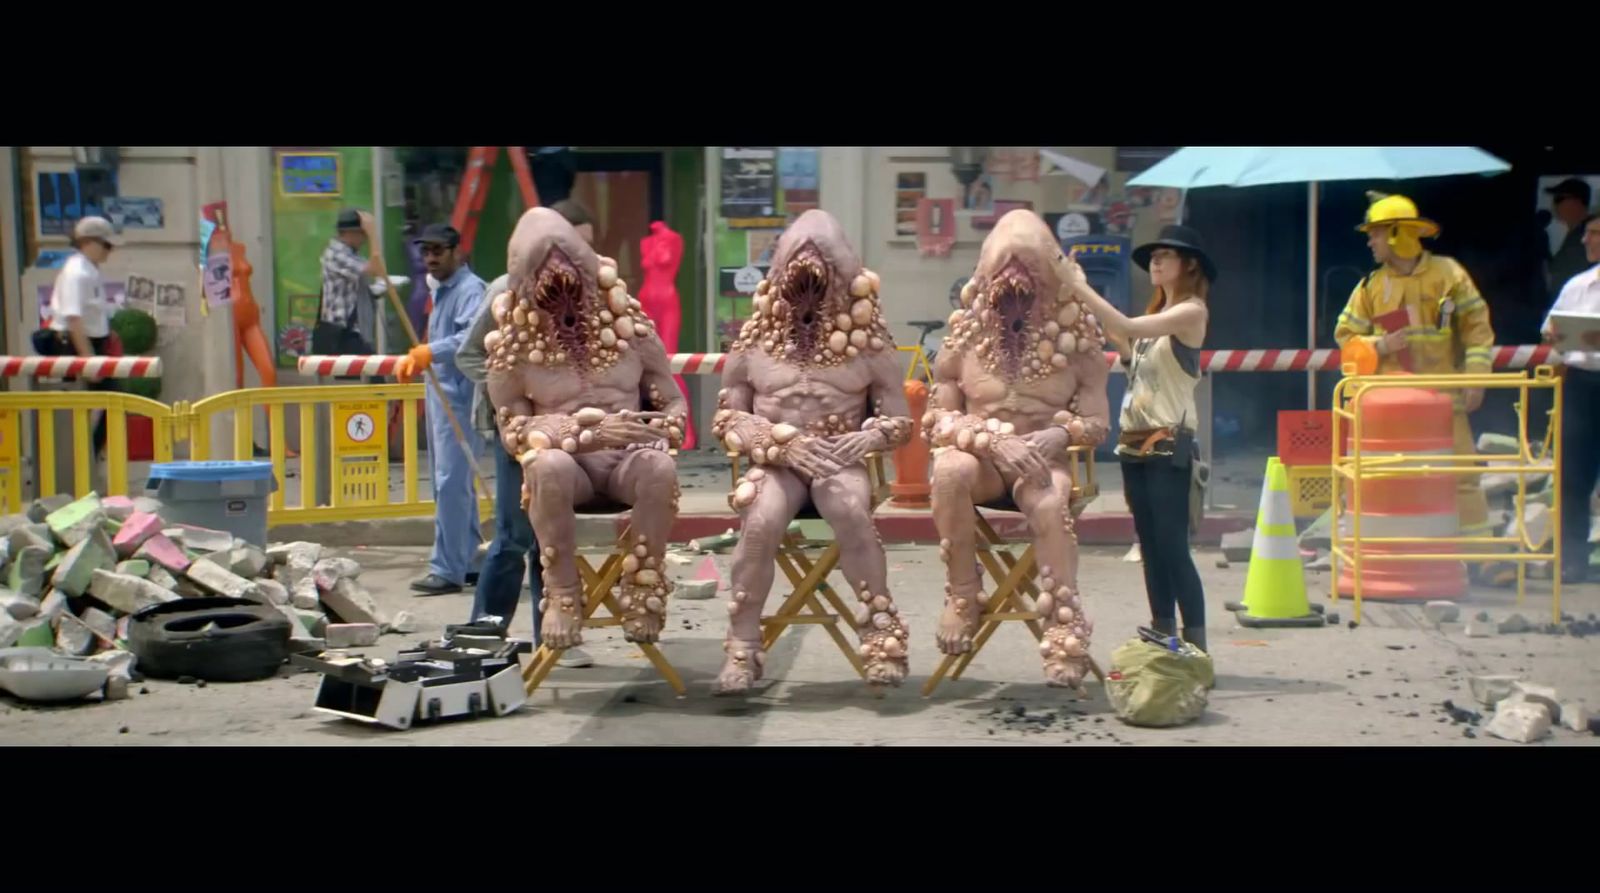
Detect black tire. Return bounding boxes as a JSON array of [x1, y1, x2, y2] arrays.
[[128, 597, 290, 682]]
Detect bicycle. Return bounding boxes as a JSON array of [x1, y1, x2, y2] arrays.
[[898, 275, 968, 384]]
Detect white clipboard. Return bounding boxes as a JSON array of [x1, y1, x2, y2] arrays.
[[1548, 312, 1600, 352]]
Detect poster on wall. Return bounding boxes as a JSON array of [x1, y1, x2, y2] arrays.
[[34, 169, 119, 239], [154, 283, 187, 328], [125, 275, 156, 316], [916, 198, 956, 257], [746, 230, 781, 266], [721, 147, 778, 220], [278, 152, 342, 197], [199, 201, 233, 308], [778, 147, 820, 218], [962, 174, 995, 213], [278, 295, 322, 360], [103, 197, 164, 230], [894, 172, 927, 237]]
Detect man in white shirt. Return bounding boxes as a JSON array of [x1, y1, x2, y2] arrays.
[[42, 215, 122, 452], [1541, 213, 1600, 582]]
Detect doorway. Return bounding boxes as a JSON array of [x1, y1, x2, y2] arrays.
[[570, 152, 665, 298]]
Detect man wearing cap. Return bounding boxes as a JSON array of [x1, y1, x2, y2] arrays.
[[1547, 178, 1595, 291], [1334, 192, 1497, 543], [41, 216, 122, 453], [316, 209, 381, 354], [1541, 213, 1600, 582], [396, 224, 488, 595], [455, 199, 596, 666]]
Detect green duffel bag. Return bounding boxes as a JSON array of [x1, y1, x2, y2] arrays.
[[1105, 639, 1215, 728]]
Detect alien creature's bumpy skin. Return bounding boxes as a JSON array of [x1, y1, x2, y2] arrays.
[[484, 207, 686, 648], [925, 209, 1112, 693], [709, 209, 913, 693]]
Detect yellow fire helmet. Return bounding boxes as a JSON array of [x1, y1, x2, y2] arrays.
[[1357, 193, 1440, 259]]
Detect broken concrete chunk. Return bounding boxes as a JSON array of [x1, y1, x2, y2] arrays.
[[1522, 503, 1551, 550], [288, 637, 326, 654], [16, 616, 54, 647], [227, 545, 270, 580], [132, 496, 165, 517], [55, 613, 95, 656], [1497, 613, 1533, 635], [1511, 682, 1561, 720], [325, 623, 381, 648], [81, 607, 117, 646], [184, 557, 264, 603], [101, 496, 136, 522], [1476, 432, 1520, 455], [1422, 601, 1460, 624], [115, 559, 151, 578], [88, 569, 181, 615], [0, 612, 22, 647], [687, 529, 739, 553], [674, 579, 718, 600], [0, 514, 35, 536], [389, 610, 418, 634], [293, 608, 327, 637], [2, 586, 41, 620], [36, 590, 69, 620], [264, 542, 299, 565], [113, 512, 166, 559], [135, 534, 192, 574], [1470, 674, 1521, 707], [44, 493, 106, 549], [147, 566, 179, 592], [51, 527, 118, 598], [320, 577, 385, 627], [1558, 702, 1591, 733], [173, 577, 208, 599], [1485, 701, 1552, 743], [86, 649, 136, 687], [277, 605, 312, 640], [255, 579, 289, 607], [280, 542, 322, 586], [312, 557, 362, 591], [1464, 619, 1496, 638], [290, 577, 321, 610], [171, 524, 235, 555], [28, 494, 72, 522], [6, 545, 51, 599], [1219, 528, 1256, 564]]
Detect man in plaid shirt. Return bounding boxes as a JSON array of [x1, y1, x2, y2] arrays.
[[319, 209, 381, 348]]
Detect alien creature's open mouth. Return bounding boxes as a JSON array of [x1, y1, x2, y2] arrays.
[[782, 244, 830, 352], [990, 258, 1038, 373], [534, 249, 582, 313]]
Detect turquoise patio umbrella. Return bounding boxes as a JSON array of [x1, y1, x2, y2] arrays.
[[1128, 147, 1511, 405]]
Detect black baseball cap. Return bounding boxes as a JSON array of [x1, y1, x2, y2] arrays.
[[336, 208, 365, 230], [1545, 178, 1591, 206], [413, 223, 461, 248]]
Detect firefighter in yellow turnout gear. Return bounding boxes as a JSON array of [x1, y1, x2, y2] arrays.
[[1334, 193, 1496, 548]]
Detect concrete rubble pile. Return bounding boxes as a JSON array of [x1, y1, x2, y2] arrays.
[[0, 492, 389, 704]]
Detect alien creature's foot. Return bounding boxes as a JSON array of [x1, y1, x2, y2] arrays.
[[935, 585, 984, 655], [1038, 626, 1091, 695], [619, 581, 667, 644], [852, 588, 909, 687], [538, 586, 586, 651], [714, 638, 766, 695]]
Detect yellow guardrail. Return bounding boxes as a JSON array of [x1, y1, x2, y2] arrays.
[[0, 385, 492, 525], [0, 391, 178, 514], [186, 383, 493, 525], [1329, 364, 1562, 625]]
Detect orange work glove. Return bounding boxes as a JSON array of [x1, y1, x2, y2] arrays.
[[395, 344, 433, 384]]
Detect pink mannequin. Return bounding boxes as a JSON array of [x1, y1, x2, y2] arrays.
[[639, 221, 696, 449]]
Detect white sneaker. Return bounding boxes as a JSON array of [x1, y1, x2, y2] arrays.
[[557, 647, 594, 669]]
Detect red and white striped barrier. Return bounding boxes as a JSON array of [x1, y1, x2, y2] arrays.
[[302, 346, 1563, 380], [297, 355, 403, 377], [0, 355, 162, 379]]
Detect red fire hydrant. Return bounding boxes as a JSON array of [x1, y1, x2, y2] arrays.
[[891, 380, 931, 508]]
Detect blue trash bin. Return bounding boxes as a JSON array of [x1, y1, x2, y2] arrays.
[[145, 461, 278, 549]]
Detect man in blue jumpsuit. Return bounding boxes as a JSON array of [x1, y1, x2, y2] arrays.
[[396, 223, 488, 595]]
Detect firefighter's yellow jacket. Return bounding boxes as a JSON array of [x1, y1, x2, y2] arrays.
[[1333, 252, 1494, 376]]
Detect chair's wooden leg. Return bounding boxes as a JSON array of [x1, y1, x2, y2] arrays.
[[952, 545, 1036, 680], [808, 590, 868, 678], [762, 540, 838, 652], [600, 590, 687, 696], [921, 653, 961, 697]]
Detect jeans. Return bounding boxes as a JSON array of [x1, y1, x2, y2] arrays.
[[1560, 367, 1600, 567], [1122, 454, 1206, 632], [471, 442, 545, 645]]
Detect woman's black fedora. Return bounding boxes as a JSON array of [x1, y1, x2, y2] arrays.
[[1132, 224, 1217, 283]]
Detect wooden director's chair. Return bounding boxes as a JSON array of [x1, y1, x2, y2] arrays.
[[921, 445, 1107, 697], [725, 451, 893, 682], [521, 496, 688, 699]]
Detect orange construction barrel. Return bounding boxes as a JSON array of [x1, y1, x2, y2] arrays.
[[1336, 386, 1468, 600]]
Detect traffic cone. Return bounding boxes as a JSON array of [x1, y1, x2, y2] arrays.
[[1237, 459, 1324, 629], [1224, 457, 1280, 614]]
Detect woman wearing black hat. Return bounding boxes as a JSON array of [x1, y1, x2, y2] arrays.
[[1062, 224, 1213, 651]]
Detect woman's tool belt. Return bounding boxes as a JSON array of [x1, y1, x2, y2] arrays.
[[1118, 426, 1181, 459]]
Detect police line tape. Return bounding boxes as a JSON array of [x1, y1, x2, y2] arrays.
[[296, 345, 1560, 379], [0, 355, 163, 379]]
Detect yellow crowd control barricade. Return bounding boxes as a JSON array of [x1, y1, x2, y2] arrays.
[[0, 391, 178, 513], [1330, 364, 1562, 626], [186, 383, 492, 526]]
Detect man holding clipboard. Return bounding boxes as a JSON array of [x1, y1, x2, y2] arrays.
[[1541, 213, 1600, 583]]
